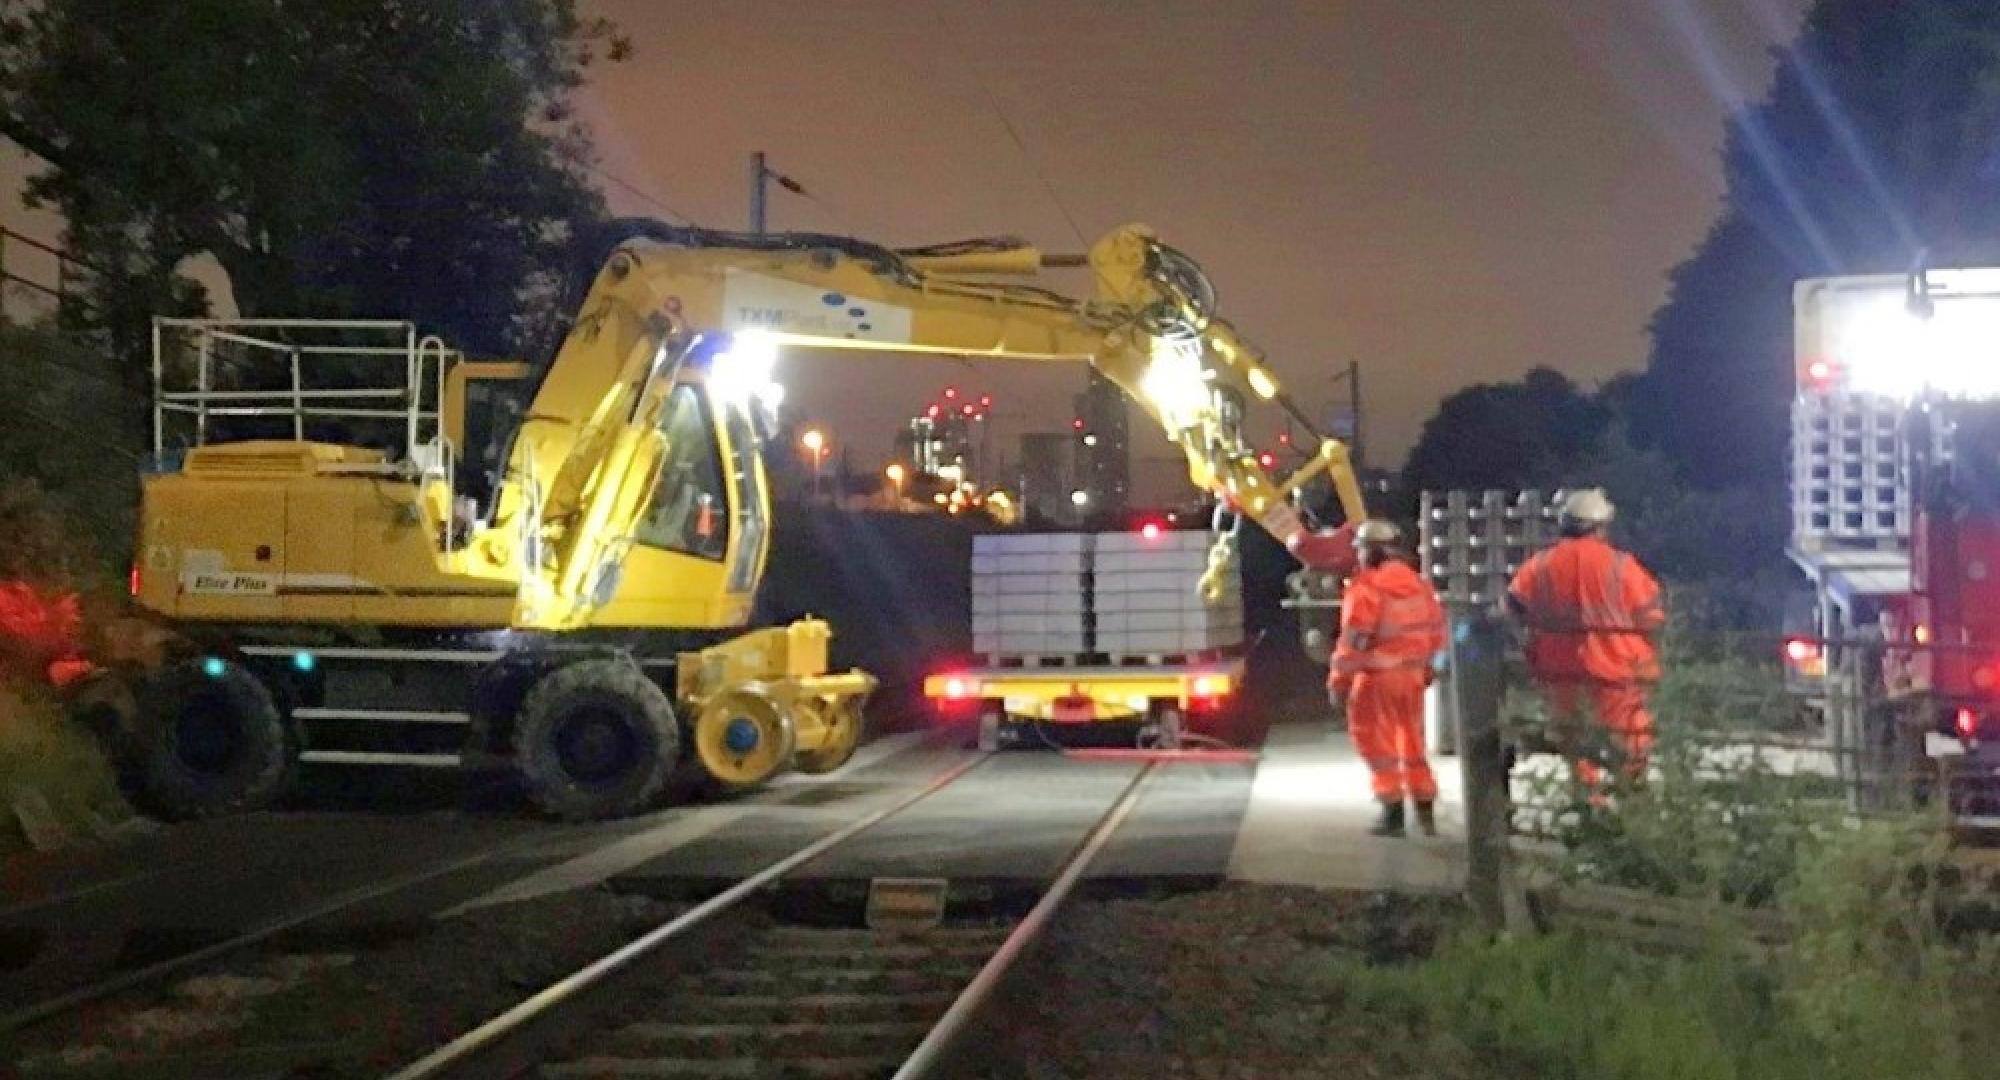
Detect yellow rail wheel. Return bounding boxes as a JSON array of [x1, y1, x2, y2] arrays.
[[793, 695, 865, 775], [692, 687, 796, 789]]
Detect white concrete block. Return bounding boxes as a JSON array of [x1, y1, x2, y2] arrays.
[[975, 532, 1091, 556]]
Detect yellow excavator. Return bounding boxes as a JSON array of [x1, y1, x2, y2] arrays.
[[123, 221, 1364, 819]]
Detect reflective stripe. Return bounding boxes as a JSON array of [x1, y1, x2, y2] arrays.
[[1523, 545, 1648, 634]]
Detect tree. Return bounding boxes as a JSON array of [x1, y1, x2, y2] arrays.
[[1638, 0, 2000, 490], [0, 0, 627, 366], [1401, 367, 1610, 502]]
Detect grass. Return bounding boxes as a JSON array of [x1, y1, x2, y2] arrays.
[[1314, 814, 2000, 1080]]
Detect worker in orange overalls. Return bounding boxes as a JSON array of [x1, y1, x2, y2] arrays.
[[1507, 489, 1665, 787], [1326, 520, 1447, 837]]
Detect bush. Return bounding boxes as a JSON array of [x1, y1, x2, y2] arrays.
[[1324, 813, 1995, 1079], [0, 678, 131, 854]]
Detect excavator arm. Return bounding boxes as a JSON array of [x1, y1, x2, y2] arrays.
[[482, 221, 1365, 630]]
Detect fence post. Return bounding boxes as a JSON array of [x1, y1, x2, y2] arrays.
[[1453, 610, 1528, 933]]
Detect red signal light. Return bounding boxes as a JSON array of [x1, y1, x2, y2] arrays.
[[1258, 452, 1277, 469], [980, 395, 992, 408], [1278, 432, 1291, 445], [927, 404, 940, 418], [1072, 418, 1085, 430], [961, 404, 975, 416], [944, 387, 958, 400]]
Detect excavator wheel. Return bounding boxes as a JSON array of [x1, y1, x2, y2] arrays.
[[692, 687, 797, 792], [515, 660, 680, 820], [792, 696, 865, 775], [134, 659, 297, 820]]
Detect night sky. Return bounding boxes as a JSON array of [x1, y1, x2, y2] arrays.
[[1, 1, 1809, 498]]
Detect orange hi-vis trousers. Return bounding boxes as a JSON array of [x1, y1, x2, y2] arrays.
[[1545, 679, 1654, 787], [1347, 667, 1437, 802]]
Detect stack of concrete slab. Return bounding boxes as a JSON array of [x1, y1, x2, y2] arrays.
[[1094, 530, 1242, 660], [971, 532, 1090, 658]]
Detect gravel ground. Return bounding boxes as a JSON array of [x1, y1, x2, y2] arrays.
[[961, 883, 1465, 1080], [12, 889, 687, 1078]]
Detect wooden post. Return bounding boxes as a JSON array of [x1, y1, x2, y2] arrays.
[[1453, 610, 1527, 933]]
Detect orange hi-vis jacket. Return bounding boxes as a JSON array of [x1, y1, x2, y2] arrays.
[[1331, 560, 1446, 690], [1508, 536, 1665, 684]]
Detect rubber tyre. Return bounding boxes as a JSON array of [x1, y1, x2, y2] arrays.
[[516, 660, 680, 820], [135, 660, 296, 820]]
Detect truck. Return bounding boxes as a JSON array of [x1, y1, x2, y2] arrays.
[[98, 221, 1365, 819], [923, 526, 1249, 751], [1786, 266, 2000, 814]]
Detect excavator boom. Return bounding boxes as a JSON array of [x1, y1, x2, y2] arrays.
[[499, 221, 1364, 630]]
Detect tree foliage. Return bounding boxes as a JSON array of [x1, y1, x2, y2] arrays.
[[0, 0, 626, 361], [1401, 367, 1611, 499], [1638, 0, 2000, 489]]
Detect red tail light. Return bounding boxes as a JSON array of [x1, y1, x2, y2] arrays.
[[1190, 674, 1232, 711], [128, 564, 142, 598], [1140, 522, 1163, 541], [942, 677, 974, 700], [1956, 707, 1980, 740], [1784, 637, 1821, 664]]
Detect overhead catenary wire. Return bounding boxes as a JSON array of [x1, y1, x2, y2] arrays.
[[928, 9, 1091, 251], [583, 162, 694, 225]]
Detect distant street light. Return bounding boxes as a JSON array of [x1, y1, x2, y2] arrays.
[[801, 428, 828, 499], [1069, 489, 1090, 507], [885, 462, 906, 504]]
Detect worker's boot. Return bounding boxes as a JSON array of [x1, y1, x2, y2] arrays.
[[1414, 800, 1438, 837], [1368, 799, 1406, 837]]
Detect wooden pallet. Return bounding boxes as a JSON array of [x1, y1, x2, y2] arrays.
[[1103, 647, 1235, 668], [985, 654, 1085, 669]]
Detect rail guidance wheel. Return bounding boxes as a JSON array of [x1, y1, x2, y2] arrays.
[[692, 687, 796, 790], [516, 660, 680, 820], [793, 696, 864, 775], [135, 659, 296, 820]]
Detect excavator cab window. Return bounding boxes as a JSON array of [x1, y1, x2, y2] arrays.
[[633, 384, 730, 560]]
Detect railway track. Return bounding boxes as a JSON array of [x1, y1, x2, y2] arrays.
[[388, 757, 1159, 1080], [0, 831, 548, 1035]]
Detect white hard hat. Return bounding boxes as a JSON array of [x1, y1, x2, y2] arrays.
[[1352, 519, 1402, 546], [1560, 488, 1616, 526]]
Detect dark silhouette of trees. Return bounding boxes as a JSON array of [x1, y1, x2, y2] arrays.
[[1401, 367, 1611, 499], [1637, 0, 2000, 490], [0, 0, 627, 362]]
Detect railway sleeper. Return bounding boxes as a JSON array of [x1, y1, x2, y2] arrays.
[[541, 1054, 908, 1079]]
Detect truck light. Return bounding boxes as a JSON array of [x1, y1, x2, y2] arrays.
[[1784, 638, 1821, 664], [1192, 674, 1230, 699], [1140, 521, 1163, 540], [942, 676, 975, 700]]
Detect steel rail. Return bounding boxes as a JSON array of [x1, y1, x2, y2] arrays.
[[890, 759, 1158, 1080], [0, 831, 550, 1033], [384, 752, 993, 1080]]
